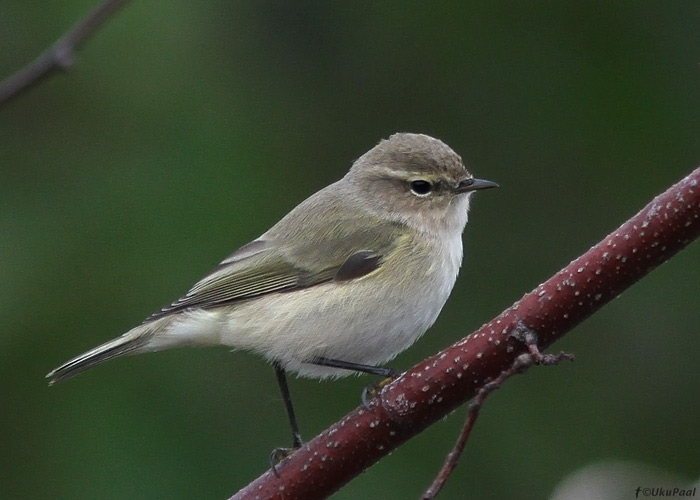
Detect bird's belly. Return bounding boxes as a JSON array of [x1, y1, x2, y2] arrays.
[[220, 254, 460, 379]]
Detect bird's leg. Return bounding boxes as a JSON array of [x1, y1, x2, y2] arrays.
[[269, 362, 302, 476], [310, 356, 397, 377], [310, 356, 400, 408]]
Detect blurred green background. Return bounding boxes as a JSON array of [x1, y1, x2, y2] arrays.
[[2, 2, 698, 499]]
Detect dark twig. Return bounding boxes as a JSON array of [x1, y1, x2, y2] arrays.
[[421, 328, 573, 500], [420, 356, 528, 500], [230, 167, 700, 500], [0, 0, 130, 107]]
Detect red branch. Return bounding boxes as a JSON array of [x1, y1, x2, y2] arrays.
[[230, 167, 700, 500]]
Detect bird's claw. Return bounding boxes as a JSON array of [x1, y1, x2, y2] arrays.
[[269, 445, 300, 477], [361, 374, 398, 409]]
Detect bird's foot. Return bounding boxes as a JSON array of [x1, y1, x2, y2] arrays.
[[361, 371, 399, 409]]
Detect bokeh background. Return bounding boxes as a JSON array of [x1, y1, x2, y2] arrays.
[[1, 2, 698, 499]]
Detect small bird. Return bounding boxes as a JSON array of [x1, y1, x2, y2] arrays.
[[47, 132, 497, 454]]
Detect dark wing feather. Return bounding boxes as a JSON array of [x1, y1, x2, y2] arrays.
[[148, 192, 406, 321], [333, 250, 383, 281], [149, 240, 338, 319]]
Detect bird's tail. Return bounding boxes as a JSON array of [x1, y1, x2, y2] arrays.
[[46, 323, 158, 385]]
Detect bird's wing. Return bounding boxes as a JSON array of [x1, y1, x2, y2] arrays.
[[149, 218, 403, 319]]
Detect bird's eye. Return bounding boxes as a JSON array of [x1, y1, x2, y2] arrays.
[[409, 180, 432, 196]]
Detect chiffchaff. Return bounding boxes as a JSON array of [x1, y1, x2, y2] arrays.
[[47, 132, 497, 452]]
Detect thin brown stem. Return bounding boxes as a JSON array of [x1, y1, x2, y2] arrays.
[[421, 333, 573, 500], [0, 0, 130, 107], [420, 360, 518, 500]]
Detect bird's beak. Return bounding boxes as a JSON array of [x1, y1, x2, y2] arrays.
[[455, 178, 499, 194]]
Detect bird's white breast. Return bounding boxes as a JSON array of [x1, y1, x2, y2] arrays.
[[208, 228, 464, 379]]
